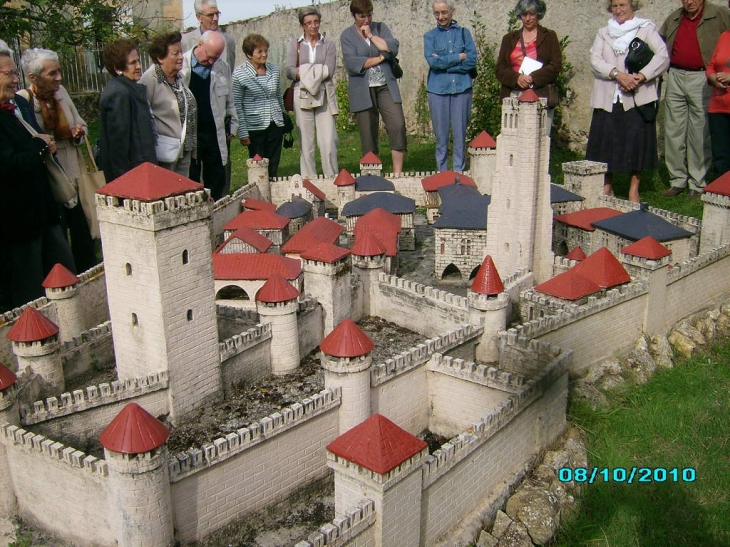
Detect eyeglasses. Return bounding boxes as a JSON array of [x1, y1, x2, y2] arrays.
[[355, 12, 373, 19], [0, 68, 20, 78], [199, 11, 220, 18], [302, 20, 321, 26]]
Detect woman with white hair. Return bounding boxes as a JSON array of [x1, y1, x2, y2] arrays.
[[19, 48, 96, 272]]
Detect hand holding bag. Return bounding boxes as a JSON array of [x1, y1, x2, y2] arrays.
[[77, 134, 107, 239], [625, 37, 654, 75]]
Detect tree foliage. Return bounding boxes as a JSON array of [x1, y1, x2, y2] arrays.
[[0, 0, 149, 51]]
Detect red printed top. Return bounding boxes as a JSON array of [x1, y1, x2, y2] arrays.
[[510, 39, 538, 73], [707, 30, 730, 113]]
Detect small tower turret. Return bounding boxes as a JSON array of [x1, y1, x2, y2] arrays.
[[467, 131, 497, 195], [467, 256, 509, 363], [42, 263, 83, 342], [359, 152, 382, 177], [301, 242, 352, 336], [246, 154, 271, 202], [351, 233, 387, 316], [255, 275, 301, 375], [334, 169, 357, 212]]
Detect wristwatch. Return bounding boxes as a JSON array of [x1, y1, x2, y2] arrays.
[[610, 68, 619, 80]]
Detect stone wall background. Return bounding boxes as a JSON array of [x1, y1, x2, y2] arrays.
[[221, 0, 712, 149]]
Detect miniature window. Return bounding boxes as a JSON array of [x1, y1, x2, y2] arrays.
[[131, 313, 138, 326], [125, 263, 132, 276], [182, 250, 189, 265], [187, 309, 193, 321]]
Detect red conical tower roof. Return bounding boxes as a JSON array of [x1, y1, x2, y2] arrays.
[[256, 274, 300, 303], [334, 169, 357, 187], [572, 247, 631, 288], [97, 162, 202, 202], [566, 246, 587, 261], [518, 89, 540, 102], [99, 403, 169, 454], [0, 363, 17, 391], [42, 263, 79, 289], [621, 236, 672, 259], [6, 307, 59, 343], [252, 154, 263, 161], [470, 256, 504, 295], [360, 152, 382, 165], [469, 131, 497, 149], [326, 414, 427, 475], [351, 233, 387, 257], [320, 319, 374, 358]]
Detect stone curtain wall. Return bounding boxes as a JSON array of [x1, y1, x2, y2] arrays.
[[222, 0, 693, 146]]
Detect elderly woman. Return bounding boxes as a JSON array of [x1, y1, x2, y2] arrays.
[[0, 43, 75, 310], [232, 34, 287, 178], [285, 6, 339, 177], [19, 48, 96, 272], [586, 0, 669, 202], [99, 38, 157, 182], [341, 0, 407, 174], [140, 31, 197, 177], [495, 0, 562, 127]]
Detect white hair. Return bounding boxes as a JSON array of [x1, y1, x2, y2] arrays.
[[0, 39, 13, 57], [21, 48, 59, 76], [194, 0, 217, 13]]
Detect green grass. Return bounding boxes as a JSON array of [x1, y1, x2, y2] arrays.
[[552, 343, 730, 547]]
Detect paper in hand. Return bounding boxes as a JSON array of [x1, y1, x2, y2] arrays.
[[519, 56, 543, 75]]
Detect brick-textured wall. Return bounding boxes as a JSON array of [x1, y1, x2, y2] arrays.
[[434, 228, 488, 281], [220, 335, 271, 390], [371, 363, 429, 436]]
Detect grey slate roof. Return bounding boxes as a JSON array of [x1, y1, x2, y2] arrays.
[[276, 198, 312, 219], [434, 194, 491, 229], [550, 184, 585, 203], [437, 182, 483, 202], [355, 175, 395, 192], [342, 192, 416, 216], [591, 209, 694, 242]]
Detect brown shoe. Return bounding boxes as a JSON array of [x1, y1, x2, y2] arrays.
[[663, 187, 684, 197], [687, 190, 703, 200]]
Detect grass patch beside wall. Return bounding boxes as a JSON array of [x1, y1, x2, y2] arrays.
[[553, 343, 730, 547]]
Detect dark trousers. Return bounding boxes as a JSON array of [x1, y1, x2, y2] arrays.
[[248, 122, 284, 178], [355, 85, 407, 156], [0, 224, 76, 311], [709, 112, 730, 179], [61, 201, 97, 273], [190, 129, 227, 201]]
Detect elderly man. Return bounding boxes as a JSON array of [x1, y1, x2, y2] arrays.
[[661, 0, 730, 199], [182, 0, 236, 76], [424, 0, 477, 173], [181, 31, 238, 201]]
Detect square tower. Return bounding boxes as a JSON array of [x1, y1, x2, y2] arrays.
[[96, 163, 222, 420]]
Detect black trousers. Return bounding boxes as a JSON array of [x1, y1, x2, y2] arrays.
[[190, 129, 226, 201], [61, 201, 97, 273], [247, 122, 284, 178]]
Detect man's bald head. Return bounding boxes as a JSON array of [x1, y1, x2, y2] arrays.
[[194, 30, 225, 66]]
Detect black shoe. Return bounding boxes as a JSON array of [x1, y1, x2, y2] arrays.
[[687, 190, 703, 200], [663, 187, 684, 197]]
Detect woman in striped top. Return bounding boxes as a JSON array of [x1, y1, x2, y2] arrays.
[[232, 34, 286, 178]]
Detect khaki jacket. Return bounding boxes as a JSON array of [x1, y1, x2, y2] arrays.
[[660, 3, 730, 66]]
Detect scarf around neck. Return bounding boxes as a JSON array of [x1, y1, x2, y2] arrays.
[[607, 16, 650, 55], [30, 85, 72, 140]]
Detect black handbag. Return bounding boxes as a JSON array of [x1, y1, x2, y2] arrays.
[[282, 113, 295, 149], [625, 37, 654, 74]]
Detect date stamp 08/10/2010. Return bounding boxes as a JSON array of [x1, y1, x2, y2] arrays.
[[558, 467, 697, 484]]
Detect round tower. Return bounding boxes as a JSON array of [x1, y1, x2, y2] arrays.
[[334, 169, 356, 212], [246, 154, 271, 202], [467, 256, 509, 363], [256, 275, 301, 375], [351, 233, 387, 316], [0, 363, 19, 518], [7, 307, 64, 398], [43, 263, 83, 342], [320, 319, 374, 433], [467, 131, 497, 195], [100, 403, 173, 547]]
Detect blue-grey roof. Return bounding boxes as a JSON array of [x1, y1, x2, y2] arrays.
[[591, 209, 694, 242], [276, 198, 312, 219], [551, 184, 585, 203], [355, 175, 395, 192], [434, 195, 491, 229], [342, 192, 416, 216], [437, 182, 483, 202]]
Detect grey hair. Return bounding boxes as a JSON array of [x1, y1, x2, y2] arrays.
[[605, 0, 640, 12], [21, 48, 59, 76], [0, 39, 13, 57], [514, 0, 547, 19], [297, 6, 321, 25], [194, 0, 217, 13], [432, 0, 456, 10]]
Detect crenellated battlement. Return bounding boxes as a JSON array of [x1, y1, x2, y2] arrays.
[[428, 354, 527, 393], [553, 255, 580, 270], [370, 325, 483, 386], [218, 323, 272, 362], [294, 499, 376, 547], [702, 191, 730, 208], [0, 297, 50, 328], [216, 304, 259, 323], [502, 267, 531, 292], [377, 273, 469, 309], [328, 444, 428, 489], [422, 347, 569, 488], [77, 263, 104, 285], [59, 321, 112, 355], [597, 195, 641, 213], [96, 190, 209, 215], [168, 387, 341, 481], [213, 182, 258, 212], [0, 422, 109, 479], [96, 190, 212, 230], [517, 280, 648, 338], [667, 242, 730, 282], [19, 371, 169, 425]]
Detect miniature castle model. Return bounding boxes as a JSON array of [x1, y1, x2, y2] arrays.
[[2, 93, 730, 547]]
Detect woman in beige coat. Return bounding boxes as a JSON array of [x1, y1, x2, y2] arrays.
[[285, 6, 339, 177], [19, 48, 96, 272], [585, 0, 668, 202]]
